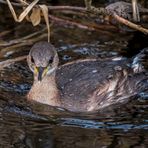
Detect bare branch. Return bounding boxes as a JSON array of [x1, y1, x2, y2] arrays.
[[0, 28, 46, 46], [0, 55, 26, 70], [0, 34, 47, 57], [49, 14, 94, 30], [1, 0, 148, 34], [84, 0, 92, 10], [113, 13, 148, 34]]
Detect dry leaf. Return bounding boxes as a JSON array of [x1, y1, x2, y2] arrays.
[[30, 8, 41, 26], [18, 0, 39, 22], [6, 0, 39, 22], [26, 14, 31, 22], [39, 5, 50, 42], [6, 0, 51, 41]]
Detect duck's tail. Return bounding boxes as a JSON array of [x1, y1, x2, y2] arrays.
[[131, 48, 148, 73]]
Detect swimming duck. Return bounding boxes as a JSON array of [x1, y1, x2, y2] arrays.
[[27, 41, 147, 112]]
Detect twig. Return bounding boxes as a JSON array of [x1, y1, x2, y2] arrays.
[[84, 0, 148, 34], [51, 10, 87, 17], [48, 6, 86, 12], [84, 0, 92, 10], [0, 30, 12, 37], [132, 0, 140, 22], [0, 34, 47, 57], [1, 0, 148, 34], [0, 28, 46, 46], [113, 13, 148, 34], [0, 0, 86, 12], [0, 55, 26, 70], [17, 0, 28, 5], [49, 14, 94, 30], [6, 0, 39, 22], [49, 14, 117, 35], [0, 0, 22, 6]]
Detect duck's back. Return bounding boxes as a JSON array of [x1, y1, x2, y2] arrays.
[[56, 58, 140, 112]]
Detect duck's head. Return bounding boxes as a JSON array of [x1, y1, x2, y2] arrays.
[[27, 41, 59, 81]]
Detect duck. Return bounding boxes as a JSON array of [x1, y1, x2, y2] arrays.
[[27, 41, 147, 112]]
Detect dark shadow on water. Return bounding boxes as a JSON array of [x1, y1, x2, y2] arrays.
[[122, 32, 148, 58]]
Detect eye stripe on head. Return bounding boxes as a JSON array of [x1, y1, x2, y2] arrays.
[[31, 56, 35, 63], [49, 57, 53, 64]]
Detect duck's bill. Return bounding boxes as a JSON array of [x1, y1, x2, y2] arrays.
[[38, 67, 45, 81], [37, 66, 56, 81]]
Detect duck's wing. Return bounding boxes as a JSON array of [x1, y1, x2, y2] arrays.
[[132, 48, 148, 73], [56, 58, 130, 111]]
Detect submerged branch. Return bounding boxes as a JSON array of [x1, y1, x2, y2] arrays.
[[0, 55, 26, 70], [49, 14, 94, 30], [0, 33, 47, 58], [0, 28, 46, 46]]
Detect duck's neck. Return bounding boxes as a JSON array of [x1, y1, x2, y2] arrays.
[[28, 74, 61, 107]]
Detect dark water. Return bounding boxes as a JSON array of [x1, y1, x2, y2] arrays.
[[0, 2, 148, 147], [0, 25, 148, 147]]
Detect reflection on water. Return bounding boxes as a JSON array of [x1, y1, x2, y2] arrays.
[[0, 102, 148, 148], [0, 21, 148, 148]]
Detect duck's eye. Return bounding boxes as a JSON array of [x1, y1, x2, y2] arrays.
[[49, 58, 53, 64], [31, 56, 34, 63]]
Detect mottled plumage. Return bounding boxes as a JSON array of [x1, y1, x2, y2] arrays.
[[27, 41, 147, 112]]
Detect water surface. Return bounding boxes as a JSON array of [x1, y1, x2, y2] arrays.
[[0, 10, 148, 148]]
